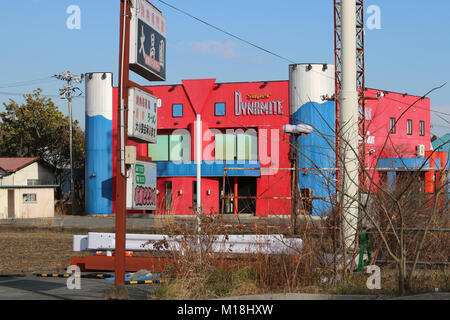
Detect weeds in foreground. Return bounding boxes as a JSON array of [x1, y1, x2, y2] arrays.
[[148, 213, 449, 299]]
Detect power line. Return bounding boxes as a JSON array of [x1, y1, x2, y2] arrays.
[[156, 0, 296, 64], [436, 114, 450, 125], [0, 91, 84, 99], [0, 77, 55, 89]]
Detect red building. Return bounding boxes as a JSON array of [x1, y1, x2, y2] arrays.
[[108, 78, 441, 217], [113, 79, 291, 216]]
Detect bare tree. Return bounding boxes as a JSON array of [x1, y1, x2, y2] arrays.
[[288, 83, 448, 295]]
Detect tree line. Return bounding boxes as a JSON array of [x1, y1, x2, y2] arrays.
[[0, 89, 85, 211]]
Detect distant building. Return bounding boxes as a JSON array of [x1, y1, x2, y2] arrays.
[[432, 134, 450, 199], [432, 134, 450, 167], [0, 157, 57, 219]]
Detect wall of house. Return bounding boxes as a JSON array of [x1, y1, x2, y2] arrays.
[[15, 188, 54, 219], [0, 162, 54, 186], [0, 188, 55, 219], [0, 189, 8, 219]]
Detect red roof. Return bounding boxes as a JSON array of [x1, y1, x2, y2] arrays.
[[0, 157, 40, 174]]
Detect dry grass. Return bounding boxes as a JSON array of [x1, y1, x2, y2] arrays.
[[149, 211, 449, 299], [0, 231, 84, 274], [0, 211, 447, 299]]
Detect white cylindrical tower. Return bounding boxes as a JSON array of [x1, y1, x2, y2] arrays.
[[289, 63, 335, 120], [85, 72, 113, 215], [340, 0, 359, 250], [289, 63, 336, 216]]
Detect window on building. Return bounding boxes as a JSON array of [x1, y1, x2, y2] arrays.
[[169, 134, 191, 161], [149, 133, 191, 162], [23, 193, 37, 203], [215, 132, 258, 161], [192, 181, 197, 209], [389, 117, 396, 134], [215, 102, 226, 116], [148, 134, 169, 161], [407, 119, 413, 135], [27, 179, 40, 186], [236, 132, 258, 161], [165, 181, 172, 211], [172, 104, 183, 117], [419, 121, 425, 136], [214, 133, 237, 161]]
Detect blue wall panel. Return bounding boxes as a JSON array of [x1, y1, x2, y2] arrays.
[[85, 115, 113, 215], [292, 101, 336, 216]]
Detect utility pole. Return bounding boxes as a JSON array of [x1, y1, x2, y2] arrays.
[[54, 71, 84, 215]]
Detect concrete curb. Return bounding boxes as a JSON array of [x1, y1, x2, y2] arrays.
[[216, 292, 450, 300]]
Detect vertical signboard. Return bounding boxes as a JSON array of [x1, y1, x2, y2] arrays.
[[130, 0, 167, 81], [127, 161, 157, 210], [128, 87, 158, 143]]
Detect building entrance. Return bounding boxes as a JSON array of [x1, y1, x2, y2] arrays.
[[219, 177, 257, 215]]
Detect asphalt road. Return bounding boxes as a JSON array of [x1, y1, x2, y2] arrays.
[[0, 274, 155, 300], [1, 274, 449, 300]]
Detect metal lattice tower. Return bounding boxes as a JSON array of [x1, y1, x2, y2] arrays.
[[334, 0, 366, 189]]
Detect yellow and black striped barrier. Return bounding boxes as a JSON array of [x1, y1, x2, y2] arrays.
[[35, 273, 71, 278], [35, 273, 165, 285], [125, 279, 166, 285]]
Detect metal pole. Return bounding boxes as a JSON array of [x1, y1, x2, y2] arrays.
[[196, 114, 202, 255], [68, 95, 74, 215], [54, 71, 83, 215], [115, 0, 130, 287], [291, 134, 299, 235]]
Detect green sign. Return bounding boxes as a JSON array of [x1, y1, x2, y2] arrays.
[[136, 175, 146, 185], [135, 164, 145, 174]]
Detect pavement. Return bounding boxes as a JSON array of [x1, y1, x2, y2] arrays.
[[0, 274, 448, 300], [0, 274, 155, 300]]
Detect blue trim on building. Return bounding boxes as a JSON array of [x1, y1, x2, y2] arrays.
[[85, 115, 113, 215], [377, 158, 440, 170], [155, 161, 261, 177]]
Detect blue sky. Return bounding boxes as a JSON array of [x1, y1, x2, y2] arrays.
[[0, 0, 449, 136]]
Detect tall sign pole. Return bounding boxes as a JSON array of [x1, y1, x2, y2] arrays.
[[115, 0, 131, 286], [115, 0, 166, 287]]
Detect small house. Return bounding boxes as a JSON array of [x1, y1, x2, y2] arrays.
[[0, 157, 57, 219]]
